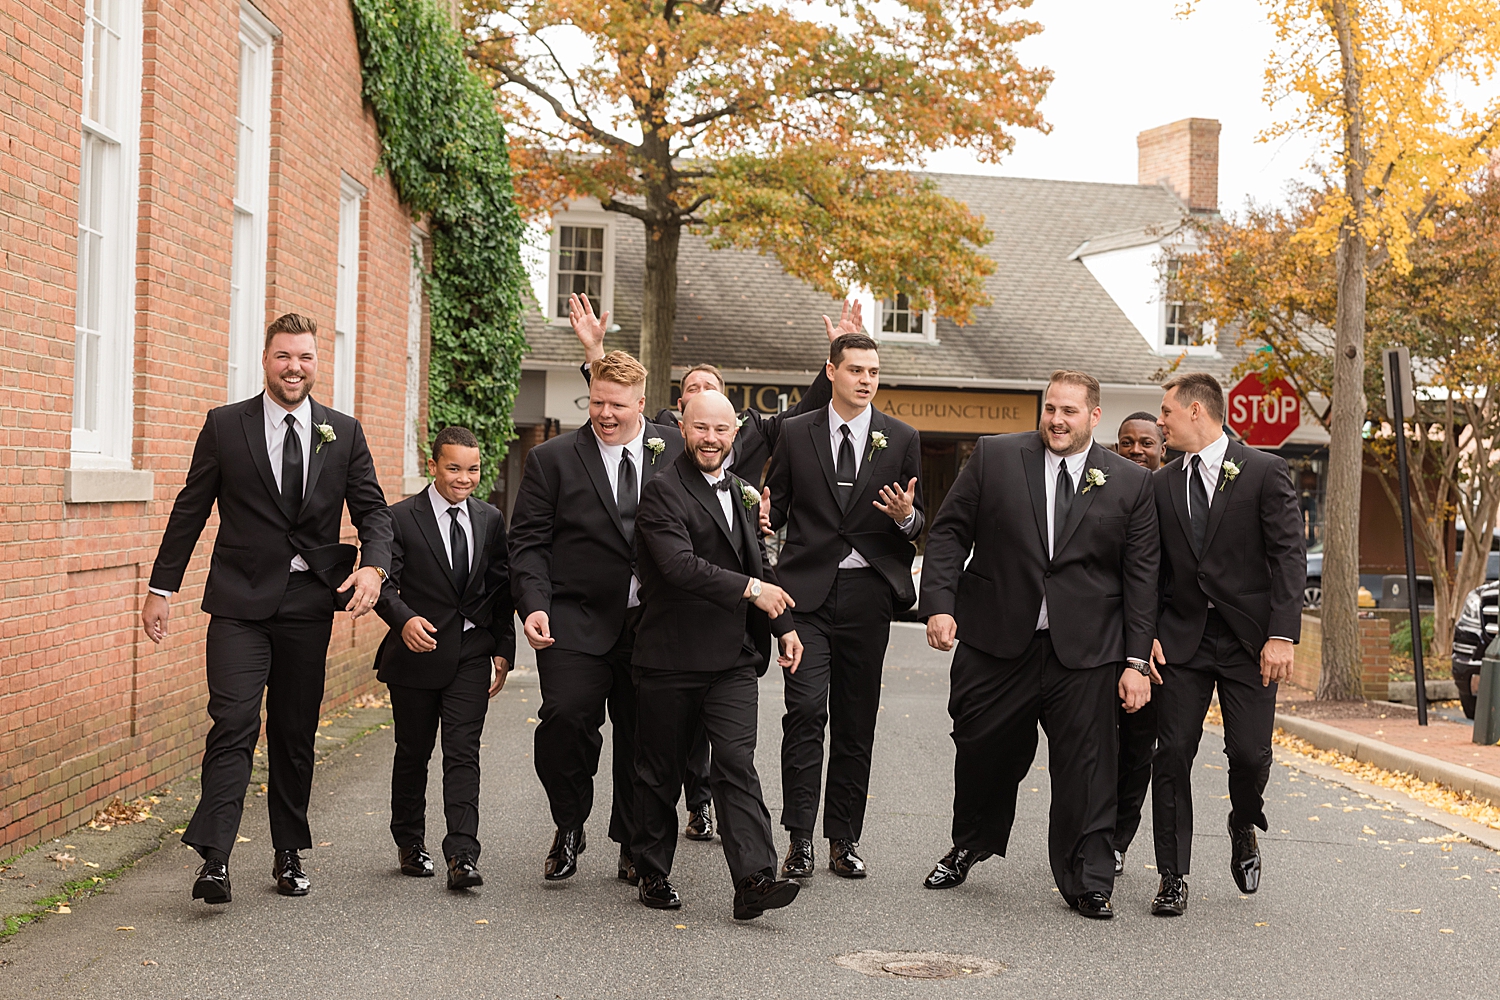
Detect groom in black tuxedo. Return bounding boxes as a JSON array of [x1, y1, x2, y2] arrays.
[[1148, 373, 1304, 916], [142, 312, 392, 904], [918, 370, 1158, 919], [374, 426, 515, 891], [509, 350, 683, 884]]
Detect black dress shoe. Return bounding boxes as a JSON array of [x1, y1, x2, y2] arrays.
[[543, 828, 586, 881], [780, 838, 814, 879], [273, 850, 310, 897], [923, 846, 992, 890], [638, 872, 682, 909], [618, 846, 639, 886], [733, 869, 800, 920], [684, 805, 715, 841], [1076, 891, 1114, 919], [1228, 814, 1262, 894], [1113, 850, 1125, 877], [828, 839, 867, 879], [192, 861, 231, 904], [1151, 872, 1189, 916], [399, 843, 435, 878], [448, 854, 483, 890]]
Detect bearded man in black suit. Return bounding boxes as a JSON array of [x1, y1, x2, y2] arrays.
[[509, 350, 683, 884], [918, 370, 1159, 920], [142, 312, 392, 904], [1147, 372, 1304, 917]]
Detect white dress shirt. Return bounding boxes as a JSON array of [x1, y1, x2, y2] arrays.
[[828, 403, 915, 569], [1036, 446, 1090, 631], [703, 470, 737, 532], [427, 483, 475, 631], [595, 421, 646, 608], [265, 392, 314, 573]]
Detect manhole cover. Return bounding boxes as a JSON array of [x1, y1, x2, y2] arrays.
[[835, 950, 1005, 980]]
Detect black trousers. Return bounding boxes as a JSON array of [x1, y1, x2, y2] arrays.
[[534, 609, 641, 845], [1152, 609, 1277, 876], [632, 654, 776, 884], [780, 567, 893, 841], [1113, 695, 1159, 855], [684, 722, 712, 812], [388, 628, 495, 862], [184, 572, 334, 858], [948, 632, 1119, 900]]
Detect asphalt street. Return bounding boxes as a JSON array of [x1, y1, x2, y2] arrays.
[[5, 624, 1500, 999]]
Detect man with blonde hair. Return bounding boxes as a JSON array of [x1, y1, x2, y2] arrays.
[[510, 349, 683, 885]]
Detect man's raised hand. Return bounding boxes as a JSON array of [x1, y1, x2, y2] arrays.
[[874, 478, 918, 523], [568, 292, 609, 363], [822, 299, 865, 342], [523, 610, 555, 650]]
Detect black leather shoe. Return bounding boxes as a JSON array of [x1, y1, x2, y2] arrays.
[[733, 869, 800, 920], [447, 854, 483, 890], [618, 846, 639, 886], [543, 828, 586, 881], [1113, 850, 1125, 877], [638, 872, 682, 909], [399, 843, 435, 878], [1076, 890, 1114, 919], [273, 850, 310, 897], [192, 861, 231, 904], [828, 839, 867, 879], [780, 838, 814, 879], [1228, 814, 1262, 894], [1151, 873, 1189, 916], [923, 846, 992, 890], [685, 805, 715, 841]]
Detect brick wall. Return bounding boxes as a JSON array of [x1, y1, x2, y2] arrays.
[[1291, 613, 1391, 700], [0, 0, 421, 859]]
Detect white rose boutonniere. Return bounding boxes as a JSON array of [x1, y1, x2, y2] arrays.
[[868, 430, 888, 460], [645, 437, 665, 464], [1080, 467, 1108, 494], [736, 414, 748, 429], [1219, 458, 1241, 492], [740, 483, 760, 509], [314, 422, 336, 453]]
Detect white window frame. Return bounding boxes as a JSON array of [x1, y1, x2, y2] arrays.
[[403, 227, 427, 493], [228, 3, 278, 403], [874, 292, 937, 345], [547, 209, 615, 326], [71, 0, 143, 469], [333, 173, 366, 414], [1159, 257, 1216, 356]]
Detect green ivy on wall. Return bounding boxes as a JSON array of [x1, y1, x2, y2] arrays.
[[350, 0, 528, 492]]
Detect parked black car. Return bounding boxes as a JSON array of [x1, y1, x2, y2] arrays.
[[1452, 580, 1499, 719]]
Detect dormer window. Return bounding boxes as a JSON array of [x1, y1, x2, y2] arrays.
[[548, 206, 615, 324], [876, 292, 937, 344]]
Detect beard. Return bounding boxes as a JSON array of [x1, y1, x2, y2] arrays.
[[267, 372, 314, 407], [689, 444, 725, 475], [1042, 424, 1091, 457]]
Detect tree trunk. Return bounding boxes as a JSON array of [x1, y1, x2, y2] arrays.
[[639, 219, 681, 417]]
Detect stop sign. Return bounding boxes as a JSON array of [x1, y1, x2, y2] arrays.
[[1227, 373, 1301, 447]]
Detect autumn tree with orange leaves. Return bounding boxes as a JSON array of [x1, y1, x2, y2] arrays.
[[464, 1, 1050, 412]]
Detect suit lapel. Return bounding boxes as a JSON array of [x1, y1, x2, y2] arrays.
[[680, 456, 738, 550], [1167, 457, 1193, 551], [575, 423, 627, 543], [298, 399, 330, 518], [239, 396, 285, 518], [732, 476, 761, 576], [1021, 437, 1051, 555], [1052, 443, 1106, 557], [1201, 439, 1242, 554], [460, 497, 490, 603], [412, 487, 460, 598], [639, 420, 668, 488], [844, 409, 887, 524], [807, 408, 841, 505]]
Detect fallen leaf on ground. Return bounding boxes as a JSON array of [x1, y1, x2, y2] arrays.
[[49, 853, 75, 869], [318, 842, 332, 847], [1440, 929, 1455, 934], [116, 926, 135, 931], [1254, 922, 1268, 927], [83, 861, 99, 868], [142, 960, 157, 966], [88, 797, 153, 830], [53, 905, 71, 914], [235, 835, 252, 843], [474, 919, 488, 925]]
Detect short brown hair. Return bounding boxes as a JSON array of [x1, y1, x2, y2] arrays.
[[590, 350, 648, 390], [265, 312, 318, 348], [1047, 369, 1100, 411], [432, 426, 480, 462], [1161, 372, 1225, 422], [829, 332, 879, 367], [681, 363, 725, 392]]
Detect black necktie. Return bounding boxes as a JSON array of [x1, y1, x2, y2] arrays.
[[1189, 455, 1210, 555], [835, 425, 856, 512], [616, 450, 638, 545], [1053, 461, 1073, 554], [448, 506, 469, 596], [280, 412, 302, 517]]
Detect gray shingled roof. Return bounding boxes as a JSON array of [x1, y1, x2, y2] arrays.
[[521, 173, 1246, 386]]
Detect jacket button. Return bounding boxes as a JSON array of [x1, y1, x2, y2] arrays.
[[1044, 572, 1052, 579], [1197, 572, 1206, 580]]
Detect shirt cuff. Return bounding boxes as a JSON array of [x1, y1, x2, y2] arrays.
[[1269, 636, 1295, 644], [148, 587, 173, 598], [898, 512, 916, 530], [1126, 657, 1150, 668]]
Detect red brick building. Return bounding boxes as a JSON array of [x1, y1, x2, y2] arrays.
[[0, 0, 428, 858]]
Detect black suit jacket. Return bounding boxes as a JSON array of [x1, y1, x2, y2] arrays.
[[148, 394, 392, 620], [918, 433, 1158, 669], [373, 489, 516, 688], [633, 451, 793, 675], [508, 419, 684, 655], [766, 406, 925, 613], [1154, 439, 1306, 661]]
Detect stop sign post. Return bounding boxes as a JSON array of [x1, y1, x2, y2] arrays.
[[1227, 373, 1301, 447]]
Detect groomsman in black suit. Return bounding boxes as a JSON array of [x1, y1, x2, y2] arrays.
[[509, 350, 683, 883], [1148, 373, 1304, 916], [142, 313, 392, 904], [631, 389, 805, 920], [373, 427, 515, 890], [918, 371, 1158, 919], [765, 331, 925, 880]]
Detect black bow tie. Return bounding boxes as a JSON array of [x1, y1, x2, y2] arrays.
[[714, 477, 733, 493]]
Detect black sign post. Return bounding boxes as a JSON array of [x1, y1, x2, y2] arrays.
[[1384, 347, 1427, 726]]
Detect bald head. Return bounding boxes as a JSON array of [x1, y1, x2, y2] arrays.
[[682, 389, 736, 424], [682, 389, 740, 475]]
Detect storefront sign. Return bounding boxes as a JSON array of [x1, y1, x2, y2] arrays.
[[875, 389, 1038, 435]]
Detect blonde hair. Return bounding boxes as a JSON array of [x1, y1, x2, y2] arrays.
[[590, 350, 648, 391], [1048, 369, 1101, 410]]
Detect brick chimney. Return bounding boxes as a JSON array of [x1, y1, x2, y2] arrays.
[[1137, 118, 1220, 213]]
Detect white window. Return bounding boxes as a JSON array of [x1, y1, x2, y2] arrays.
[[228, 3, 277, 403], [404, 228, 426, 492], [333, 174, 365, 413], [876, 292, 937, 344], [548, 209, 614, 324], [1161, 259, 1213, 352], [71, 0, 142, 467]]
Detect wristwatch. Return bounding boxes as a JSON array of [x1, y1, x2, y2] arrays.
[[749, 578, 763, 598], [372, 567, 388, 582], [1126, 657, 1151, 676]]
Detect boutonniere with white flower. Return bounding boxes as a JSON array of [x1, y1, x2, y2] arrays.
[[1079, 467, 1108, 494], [1219, 458, 1241, 492], [740, 483, 760, 509], [868, 430, 888, 460], [645, 437, 665, 464], [736, 414, 748, 429], [314, 422, 336, 453]]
